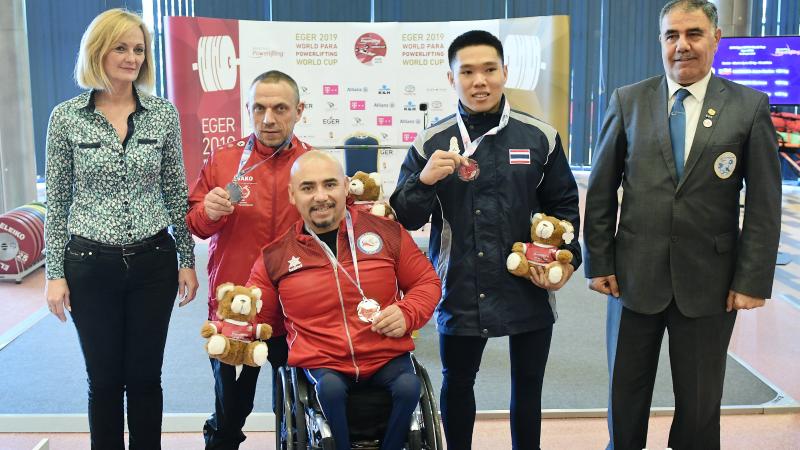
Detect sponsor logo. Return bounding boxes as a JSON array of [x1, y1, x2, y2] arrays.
[[373, 102, 395, 109], [322, 84, 339, 95], [402, 132, 417, 142], [240, 185, 252, 200], [352, 116, 364, 126], [323, 117, 341, 125], [378, 84, 391, 94], [403, 100, 416, 111], [347, 86, 369, 93], [404, 84, 416, 94], [431, 100, 443, 110], [399, 119, 421, 125], [376, 116, 393, 126], [350, 100, 366, 110], [354, 33, 387, 65], [288, 256, 302, 272], [251, 47, 284, 58]]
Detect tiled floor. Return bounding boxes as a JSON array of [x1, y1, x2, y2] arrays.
[[2, 174, 799, 449]]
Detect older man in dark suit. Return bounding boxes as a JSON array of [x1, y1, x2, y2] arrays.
[[584, 1, 781, 449]]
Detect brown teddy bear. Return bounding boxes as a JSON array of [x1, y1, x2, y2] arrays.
[[201, 283, 273, 375], [348, 171, 395, 220], [506, 213, 575, 284]]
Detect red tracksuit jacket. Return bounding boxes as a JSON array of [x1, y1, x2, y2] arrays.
[[247, 207, 441, 379], [186, 134, 311, 325]]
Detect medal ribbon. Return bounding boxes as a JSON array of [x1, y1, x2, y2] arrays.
[[305, 211, 368, 301], [454, 98, 511, 158], [231, 134, 293, 183]]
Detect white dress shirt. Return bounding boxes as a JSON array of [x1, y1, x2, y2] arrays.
[[666, 70, 712, 164]]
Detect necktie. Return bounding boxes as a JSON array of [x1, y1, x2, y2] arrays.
[[669, 88, 691, 179]]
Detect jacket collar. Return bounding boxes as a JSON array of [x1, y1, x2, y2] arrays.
[[650, 74, 727, 190], [252, 133, 298, 158], [458, 94, 505, 126], [78, 85, 152, 112]]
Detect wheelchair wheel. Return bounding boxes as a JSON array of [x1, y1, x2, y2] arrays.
[[277, 367, 295, 450], [407, 428, 423, 450], [320, 436, 335, 450], [412, 355, 443, 450], [290, 368, 309, 449]]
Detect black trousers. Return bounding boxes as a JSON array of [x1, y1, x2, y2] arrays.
[[64, 231, 179, 450], [439, 326, 552, 450], [610, 301, 736, 450], [203, 335, 289, 450]]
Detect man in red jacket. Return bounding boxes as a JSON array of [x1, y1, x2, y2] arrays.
[[248, 151, 441, 450], [186, 70, 311, 450]]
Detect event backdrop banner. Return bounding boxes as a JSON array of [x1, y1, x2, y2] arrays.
[[164, 16, 569, 192]]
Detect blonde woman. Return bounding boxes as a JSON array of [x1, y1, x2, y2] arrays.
[[44, 8, 198, 449]]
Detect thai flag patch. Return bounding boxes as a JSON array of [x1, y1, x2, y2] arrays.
[[509, 149, 531, 165]]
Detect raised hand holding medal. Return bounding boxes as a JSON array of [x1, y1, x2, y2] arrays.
[[226, 135, 292, 204], [224, 181, 243, 203], [453, 99, 511, 182]]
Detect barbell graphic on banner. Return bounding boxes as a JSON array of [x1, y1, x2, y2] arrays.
[[503, 34, 547, 91], [192, 35, 239, 92]]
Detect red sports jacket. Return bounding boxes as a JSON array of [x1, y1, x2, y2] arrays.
[[247, 207, 441, 379], [186, 134, 311, 323]]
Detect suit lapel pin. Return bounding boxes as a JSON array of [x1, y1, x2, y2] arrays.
[[707, 108, 716, 116], [703, 118, 713, 128]]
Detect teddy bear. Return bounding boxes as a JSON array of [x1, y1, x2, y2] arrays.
[[506, 213, 575, 284], [201, 283, 273, 376], [348, 170, 396, 220]]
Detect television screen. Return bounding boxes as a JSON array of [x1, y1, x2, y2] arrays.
[[712, 35, 800, 106]]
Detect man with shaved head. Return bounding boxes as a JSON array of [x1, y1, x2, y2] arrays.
[[247, 151, 441, 450]]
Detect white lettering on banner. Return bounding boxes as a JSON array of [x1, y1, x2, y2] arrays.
[[202, 117, 236, 134]]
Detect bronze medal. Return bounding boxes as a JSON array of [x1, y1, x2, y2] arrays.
[[457, 158, 480, 182]]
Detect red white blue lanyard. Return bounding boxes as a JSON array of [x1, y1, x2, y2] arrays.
[[454, 99, 510, 158], [233, 134, 293, 182]]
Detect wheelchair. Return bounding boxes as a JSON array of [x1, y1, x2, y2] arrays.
[[275, 354, 443, 450]]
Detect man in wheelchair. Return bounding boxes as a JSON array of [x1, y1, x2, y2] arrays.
[[247, 151, 441, 450]]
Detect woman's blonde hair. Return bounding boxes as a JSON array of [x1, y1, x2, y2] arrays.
[[74, 8, 155, 93]]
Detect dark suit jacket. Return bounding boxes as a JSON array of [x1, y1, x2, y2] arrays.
[[584, 74, 781, 318]]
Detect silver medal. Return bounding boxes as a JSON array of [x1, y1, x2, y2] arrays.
[[357, 298, 381, 323], [225, 181, 243, 204]]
